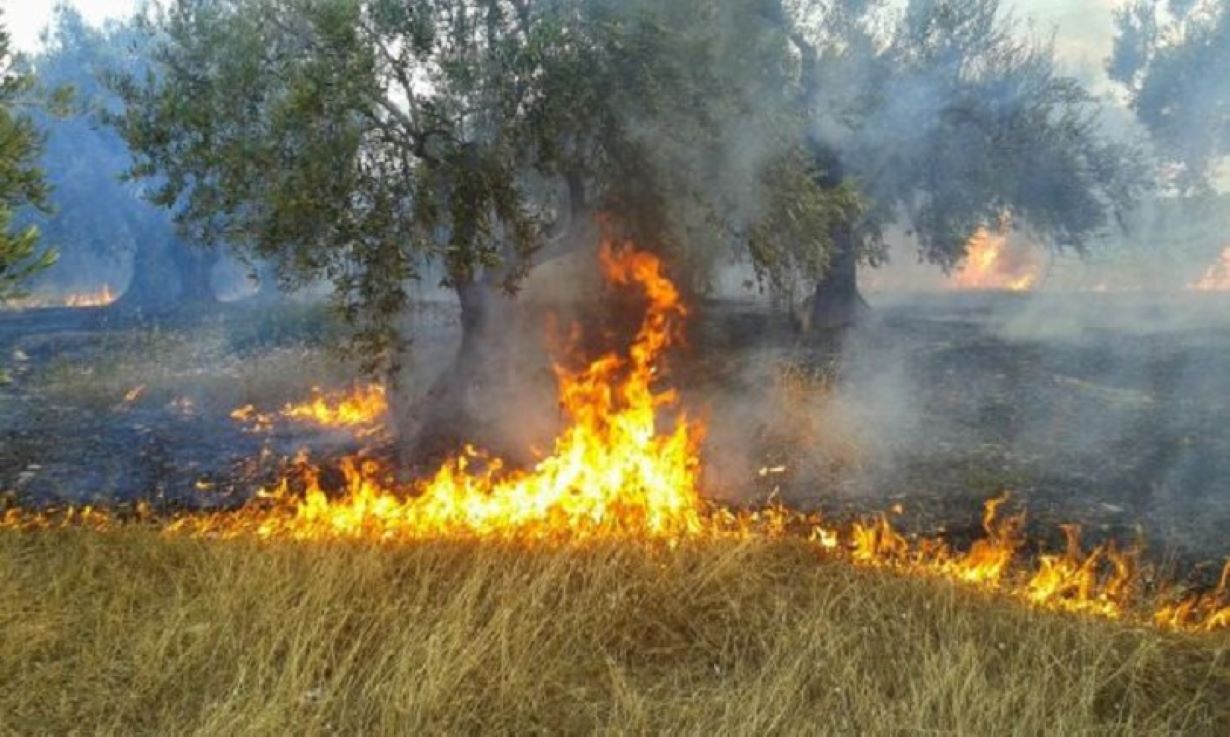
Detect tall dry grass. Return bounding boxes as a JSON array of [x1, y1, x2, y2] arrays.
[[1, 530, 1226, 735]]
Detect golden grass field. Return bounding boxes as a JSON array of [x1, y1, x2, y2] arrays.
[[1, 530, 1226, 735]]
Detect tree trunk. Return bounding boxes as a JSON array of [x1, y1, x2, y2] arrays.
[[805, 230, 868, 332], [112, 239, 218, 315], [112, 239, 180, 314], [402, 276, 508, 465], [252, 260, 280, 302], [171, 242, 218, 307]]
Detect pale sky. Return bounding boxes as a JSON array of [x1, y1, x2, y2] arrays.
[[3, 0, 1120, 59], [1, 0, 138, 53]]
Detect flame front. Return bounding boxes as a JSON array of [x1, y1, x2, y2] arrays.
[[5, 285, 116, 310], [952, 229, 1040, 292], [210, 240, 703, 541], [4, 242, 1228, 633]]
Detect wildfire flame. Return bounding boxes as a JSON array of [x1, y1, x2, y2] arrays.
[[952, 229, 1040, 292], [5, 285, 116, 310], [3, 241, 1228, 632], [220, 242, 704, 540], [63, 285, 116, 307], [1189, 247, 1230, 291], [231, 383, 388, 433], [282, 383, 387, 428]]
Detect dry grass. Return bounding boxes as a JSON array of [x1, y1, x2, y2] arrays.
[[1, 530, 1226, 735]]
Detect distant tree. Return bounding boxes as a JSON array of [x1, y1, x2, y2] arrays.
[[762, 0, 1144, 329], [0, 12, 59, 302], [1110, 0, 1230, 192], [31, 4, 224, 313]]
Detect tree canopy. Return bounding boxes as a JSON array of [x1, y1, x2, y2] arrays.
[[112, 0, 1145, 358], [1111, 0, 1230, 192], [795, 0, 1144, 269], [113, 0, 850, 366], [0, 12, 60, 301]]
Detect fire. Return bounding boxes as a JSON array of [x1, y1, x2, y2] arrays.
[[3, 241, 1229, 633], [1155, 562, 1230, 632], [208, 240, 703, 540], [63, 285, 116, 307], [281, 383, 387, 428], [1188, 247, 1230, 291], [231, 383, 388, 433], [952, 229, 1040, 291], [4, 284, 116, 310]]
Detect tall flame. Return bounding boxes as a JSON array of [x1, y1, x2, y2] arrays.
[[204, 240, 704, 541]]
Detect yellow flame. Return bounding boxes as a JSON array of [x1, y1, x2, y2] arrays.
[[3, 242, 1228, 633], [231, 384, 388, 433], [281, 384, 388, 428], [952, 229, 1040, 292], [216, 241, 704, 540], [63, 285, 116, 307]]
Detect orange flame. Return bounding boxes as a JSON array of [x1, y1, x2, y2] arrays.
[[952, 229, 1040, 292], [4, 242, 1229, 633], [231, 384, 388, 433], [63, 285, 116, 307], [5, 285, 116, 310], [1188, 247, 1230, 291], [281, 384, 388, 428], [213, 240, 703, 540]]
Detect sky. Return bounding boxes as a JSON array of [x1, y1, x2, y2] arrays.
[[3, 0, 1121, 59], [2, 0, 138, 53]]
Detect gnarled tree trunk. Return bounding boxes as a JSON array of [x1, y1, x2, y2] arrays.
[[396, 166, 592, 465], [804, 229, 868, 332], [402, 275, 518, 465], [112, 238, 218, 315], [172, 243, 218, 307]]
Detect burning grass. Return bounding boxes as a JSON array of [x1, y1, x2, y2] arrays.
[[3, 285, 117, 310], [4, 241, 1229, 731], [231, 382, 388, 435], [0, 529, 1226, 735]]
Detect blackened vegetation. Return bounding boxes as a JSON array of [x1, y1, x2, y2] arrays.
[[4, 295, 1230, 578]]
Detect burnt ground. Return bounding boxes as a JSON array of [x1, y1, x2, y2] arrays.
[[695, 292, 1230, 570], [1, 294, 1228, 572]]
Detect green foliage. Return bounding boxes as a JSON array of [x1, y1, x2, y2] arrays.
[[781, 0, 1145, 276], [1111, 0, 1230, 192], [113, 0, 833, 366], [748, 148, 863, 297], [0, 14, 57, 301]]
